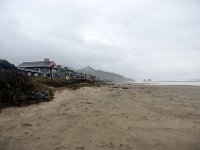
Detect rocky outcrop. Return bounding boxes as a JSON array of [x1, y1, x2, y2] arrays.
[[0, 59, 16, 70]]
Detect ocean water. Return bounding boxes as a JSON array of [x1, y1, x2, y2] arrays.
[[147, 82, 200, 86]]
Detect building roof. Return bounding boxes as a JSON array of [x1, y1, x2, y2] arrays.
[[18, 68, 42, 74], [18, 61, 56, 68]]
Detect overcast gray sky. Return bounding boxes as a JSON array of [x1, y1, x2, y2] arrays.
[[0, 0, 200, 81]]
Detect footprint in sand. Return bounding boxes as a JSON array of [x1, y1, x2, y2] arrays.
[[21, 123, 32, 127]]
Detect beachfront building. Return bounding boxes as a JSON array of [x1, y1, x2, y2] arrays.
[[56, 65, 84, 80], [17, 58, 57, 78]]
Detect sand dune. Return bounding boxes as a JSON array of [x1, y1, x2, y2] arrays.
[[0, 84, 200, 150]]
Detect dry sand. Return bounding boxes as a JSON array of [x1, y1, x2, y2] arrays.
[[0, 84, 200, 150]]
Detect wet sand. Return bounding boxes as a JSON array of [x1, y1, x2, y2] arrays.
[[0, 84, 200, 150]]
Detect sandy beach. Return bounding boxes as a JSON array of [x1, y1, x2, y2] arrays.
[[0, 84, 200, 150]]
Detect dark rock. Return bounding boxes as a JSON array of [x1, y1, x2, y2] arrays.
[[0, 59, 16, 70]]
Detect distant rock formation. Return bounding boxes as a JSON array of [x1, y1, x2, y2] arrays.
[[148, 79, 152, 82], [0, 59, 16, 70], [143, 79, 152, 82], [78, 66, 134, 82]]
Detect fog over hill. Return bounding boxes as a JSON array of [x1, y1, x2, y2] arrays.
[[78, 66, 134, 82]]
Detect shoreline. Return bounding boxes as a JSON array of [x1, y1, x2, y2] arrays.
[[122, 81, 200, 87]]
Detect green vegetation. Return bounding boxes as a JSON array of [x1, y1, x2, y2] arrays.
[[0, 71, 53, 108], [0, 71, 103, 110], [34, 78, 103, 89]]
